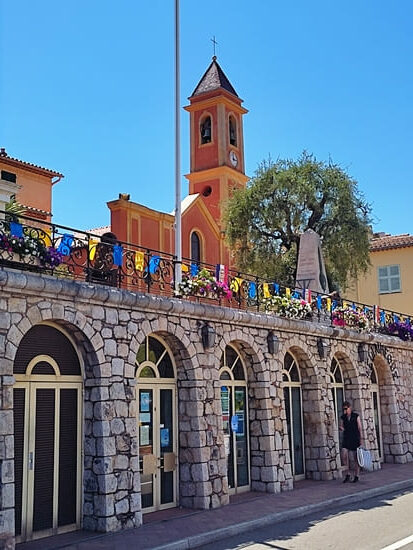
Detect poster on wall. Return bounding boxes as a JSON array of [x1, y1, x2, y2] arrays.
[[231, 415, 239, 432], [160, 428, 170, 448], [140, 413, 151, 424], [140, 425, 150, 446], [221, 386, 230, 432], [224, 434, 231, 456], [140, 392, 151, 412]]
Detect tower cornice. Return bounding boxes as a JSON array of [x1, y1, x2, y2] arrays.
[[185, 165, 249, 184]]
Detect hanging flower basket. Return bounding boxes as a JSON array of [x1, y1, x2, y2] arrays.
[[175, 268, 232, 300], [262, 294, 312, 320], [0, 233, 63, 268], [332, 306, 370, 332], [380, 321, 413, 341]]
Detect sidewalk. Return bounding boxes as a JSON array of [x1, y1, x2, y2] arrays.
[[18, 462, 413, 550]]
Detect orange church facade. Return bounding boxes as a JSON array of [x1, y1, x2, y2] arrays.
[[108, 56, 248, 269]]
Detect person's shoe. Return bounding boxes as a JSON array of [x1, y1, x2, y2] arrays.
[[342, 474, 351, 483], [353, 476, 359, 483]]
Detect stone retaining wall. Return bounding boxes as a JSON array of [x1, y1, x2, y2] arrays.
[[0, 268, 412, 541]]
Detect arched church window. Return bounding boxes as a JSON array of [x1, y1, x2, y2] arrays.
[[191, 231, 201, 264], [229, 115, 237, 146], [200, 116, 211, 144]]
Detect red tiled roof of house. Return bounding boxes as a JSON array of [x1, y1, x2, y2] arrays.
[[0, 147, 63, 179], [370, 233, 413, 251]]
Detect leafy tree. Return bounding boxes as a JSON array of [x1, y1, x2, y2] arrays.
[[223, 152, 372, 291]]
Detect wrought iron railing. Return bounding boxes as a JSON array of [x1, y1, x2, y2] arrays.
[[0, 211, 411, 339]]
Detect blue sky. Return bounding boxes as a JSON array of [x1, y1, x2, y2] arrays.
[[1, 1, 412, 234]]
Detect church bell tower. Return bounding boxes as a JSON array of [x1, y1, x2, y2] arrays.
[[184, 57, 248, 224]]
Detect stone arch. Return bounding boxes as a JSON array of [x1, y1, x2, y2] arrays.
[[330, 349, 363, 417], [283, 344, 339, 481], [7, 304, 102, 380], [128, 316, 200, 384], [216, 329, 268, 383], [373, 354, 404, 463]]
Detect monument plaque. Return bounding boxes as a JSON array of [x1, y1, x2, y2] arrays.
[[295, 229, 329, 294]]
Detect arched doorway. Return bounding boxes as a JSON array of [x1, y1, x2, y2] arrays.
[[219, 344, 250, 493], [371, 364, 384, 462], [330, 357, 345, 443], [136, 335, 178, 512], [282, 352, 305, 479], [13, 324, 83, 542]]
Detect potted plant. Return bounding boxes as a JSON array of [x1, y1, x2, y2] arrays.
[[262, 294, 312, 320], [176, 268, 232, 300], [332, 306, 370, 332]]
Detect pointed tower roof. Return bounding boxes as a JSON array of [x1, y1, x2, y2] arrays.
[[191, 56, 238, 98]]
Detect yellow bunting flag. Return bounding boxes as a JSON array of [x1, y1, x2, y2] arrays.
[[263, 283, 270, 298], [326, 298, 332, 312], [285, 287, 291, 297], [342, 301, 348, 309], [88, 239, 99, 261], [134, 251, 145, 271], [181, 264, 189, 272], [39, 229, 52, 247], [230, 277, 243, 293]]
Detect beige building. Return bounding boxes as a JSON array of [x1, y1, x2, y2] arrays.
[[347, 233, 413, 315]]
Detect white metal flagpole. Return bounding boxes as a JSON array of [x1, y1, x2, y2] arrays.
[[174, 0, 182, 288]]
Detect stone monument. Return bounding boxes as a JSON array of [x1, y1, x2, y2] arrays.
[[295, 229, 329, 294]]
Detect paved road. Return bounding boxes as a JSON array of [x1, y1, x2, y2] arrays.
[[198, 490, 413, 550]]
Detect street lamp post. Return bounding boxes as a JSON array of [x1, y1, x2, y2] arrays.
[[174, 0, 182, 288]]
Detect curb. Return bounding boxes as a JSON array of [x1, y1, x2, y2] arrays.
[[153, 479, 413, 550]]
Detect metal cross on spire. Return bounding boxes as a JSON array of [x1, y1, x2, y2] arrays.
[[211, 36, 218, 57]]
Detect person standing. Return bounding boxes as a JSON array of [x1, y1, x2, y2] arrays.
[[340, 400, 363, 483]]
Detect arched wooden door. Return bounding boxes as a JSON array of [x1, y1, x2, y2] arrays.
[[13, 324, 83, 542]]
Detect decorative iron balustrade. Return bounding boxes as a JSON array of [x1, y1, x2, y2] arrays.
[[0, 211, 411, 339]]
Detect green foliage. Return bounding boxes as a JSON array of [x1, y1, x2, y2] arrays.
[[223, 152, 372, 290], [5, 197, 25, 222]]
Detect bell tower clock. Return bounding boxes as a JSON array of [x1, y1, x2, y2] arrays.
[[184, 56, 248, 224]]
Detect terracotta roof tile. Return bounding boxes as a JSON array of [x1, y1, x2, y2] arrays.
[[370, 233, 413, 251], [0, 148, 63, 178]]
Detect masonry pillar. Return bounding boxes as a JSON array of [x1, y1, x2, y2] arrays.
[[303, 380, 340, 481], [0, 314, 15, 543], [83, 313, 140, 532], [178, 343, 229, 509]]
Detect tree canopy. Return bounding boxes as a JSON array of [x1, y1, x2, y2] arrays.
[[223, 152, 372, 291]]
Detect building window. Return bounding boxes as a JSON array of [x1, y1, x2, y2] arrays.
[[200, 116, 211, 144], [191, 231, 201, 264], [378, 265, 401, 294], [1, 170, 17, 183], [229, 116, 237, 146]]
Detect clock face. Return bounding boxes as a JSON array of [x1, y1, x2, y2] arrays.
[[229, 151, 238, 167]]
